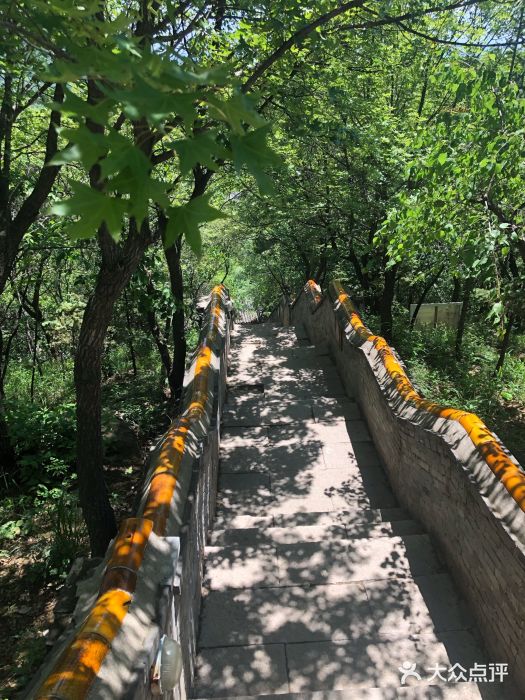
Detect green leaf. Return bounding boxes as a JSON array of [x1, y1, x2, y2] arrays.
[[50, 182, 127, 241], [104, 76, 196, 127], [165, 195, 226, 254], [101, 133, 169, 223], [207, 92, 265, 134], [171, 133, 229, 174], [99, 133, 151, 180], [49, 127, 108, 169], [54, 89, 113, 125], [115, 35, 142, 58], [109, 169, 169, 223], [230, 125, 280, 192], [437, 152, 447, 165], [164, 63, 232, 87], [489, 301, 504, 322], [42, 59, 86, 83]]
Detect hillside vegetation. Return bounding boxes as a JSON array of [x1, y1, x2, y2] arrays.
[[0, 0, 524, 694]]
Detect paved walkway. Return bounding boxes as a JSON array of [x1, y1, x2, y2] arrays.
[[194, 324, 516, 699]]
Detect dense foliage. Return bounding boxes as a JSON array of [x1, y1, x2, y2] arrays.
[[0, 0, 524, 694]]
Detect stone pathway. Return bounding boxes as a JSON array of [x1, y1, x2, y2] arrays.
[[193, 324, 517, 699]]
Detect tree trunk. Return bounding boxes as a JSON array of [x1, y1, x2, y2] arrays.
[[409, 265, 444, 330], [406, 286, 413, 311], [162, 167, 214, 408], [75, 273, 119, 556], [347, 248, 370, 293], [74, 227, 150, 556], [455, 279, 473, 359], [0, 339, 16, 482], [0, 84, 63, 295], [165, 236, 186, 407], [494, 314, 514, 375], [146, 307, 172, 379], [123, 290, 137, 377], [451, 277, 461, 303], [0, 83, 63, 477], [380, 265, 397, 342], [30, 319, 39, 402], [0, 409, 16, 484], [417, 69, 429, 117]]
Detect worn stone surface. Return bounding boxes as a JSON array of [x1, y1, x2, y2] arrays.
[[28, 291, 234, 700], [284, 631, 484, 692], [293, 289, 525, 693], [195, 644, 289, 698], [193, 321, 519, 700], [194, 687, 515, 700]]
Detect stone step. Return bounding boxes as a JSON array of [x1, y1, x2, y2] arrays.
[[214, 463, 398, 517], [195, 329, 521, 700], [222, 397, 361, 428], [212, 507, 414, 531], [209, 519, 424, 546], [267, 421, 372, 446], [219, 437, 384, 474], [194, 685, 514, 700], [230, 341, 329, 358], [203, 534, 444, 591], [252, 356, 335, 371], [198, 572, 474, 648], [219, 441, 326, 474], [221, 426, 269, 449], [223, 398, 316, 428], [263, 385, 347, 400], [227, 373, 347, 397], [194, 629, 491, 698], [209, 523, 348, 546]]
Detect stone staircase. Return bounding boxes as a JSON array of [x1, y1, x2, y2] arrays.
[[193, 324, 516, 699]]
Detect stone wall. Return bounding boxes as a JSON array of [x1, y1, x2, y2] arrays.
[[28, 287, 232, 700], [268, 294, 292, 326], [292, 282, 525, 692]]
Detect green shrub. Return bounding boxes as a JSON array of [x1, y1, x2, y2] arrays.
[[5, 400, 76, 490], [47, 492, 88, 577], [390, 316, 525, 463]]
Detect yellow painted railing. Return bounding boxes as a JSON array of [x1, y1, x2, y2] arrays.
[[35, 284, 228, 699], [320, 279, 525, 512], [305, 279, 323, 308]]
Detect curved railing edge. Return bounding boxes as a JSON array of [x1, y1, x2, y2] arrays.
[[33, 284, 231, 700], [308, 278, 525, 514], [304, 279, 323, 311]]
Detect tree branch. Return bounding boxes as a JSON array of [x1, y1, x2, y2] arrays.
[[0, 21, 68, 58], [242, 0, 494, 93], [242, 0, 366, 93], [396, 19, 523, 48], [13, 82, 51, 118], [339, 0, 490, 33], [8, 84, 64, 271]]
